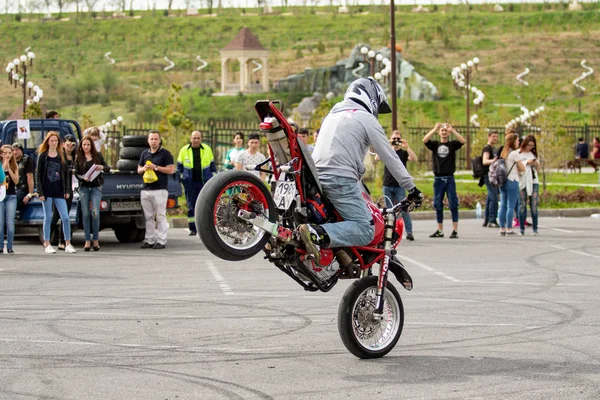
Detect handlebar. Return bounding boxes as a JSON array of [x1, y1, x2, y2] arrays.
[[381, 198, 418, 216]]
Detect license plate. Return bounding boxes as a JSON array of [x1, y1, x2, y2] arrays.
[[111, 201, 141, 211], [273, 180, 296, 210]]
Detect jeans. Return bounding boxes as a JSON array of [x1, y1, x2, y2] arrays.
[[519, 184, 539, 233], [483, 174, 499, 223], [319, 176, 375, 248], [0, 195, 17, 250], [184, 181, 204, 232], [433, 176, 459, 223], [499, 179, 519, 229], [141, 189, 169, 245], [383, 185, 413, 235], [51, 196, 73, 246], [42, 197, 71, 242], [79, 186, 103, 241]]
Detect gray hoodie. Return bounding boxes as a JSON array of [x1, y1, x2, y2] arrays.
[[312, 99, 416, 191]]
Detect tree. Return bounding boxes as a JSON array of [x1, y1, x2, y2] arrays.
[[75, 70, 99, 103], [56, 0, 65, 18], [159, 84, 194, 152], [84, 0, 99, 13], [101, 67, 118, 94]]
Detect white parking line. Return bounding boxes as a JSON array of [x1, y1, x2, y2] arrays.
[[206, 260, 234, 295], [553, 245, 600, 259], [397, 255, 461, 282]]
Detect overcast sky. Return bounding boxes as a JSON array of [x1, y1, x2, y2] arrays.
[[5, 0, 595, 15]]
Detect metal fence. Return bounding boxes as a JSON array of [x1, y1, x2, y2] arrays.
[[103, 122, 600, 172]]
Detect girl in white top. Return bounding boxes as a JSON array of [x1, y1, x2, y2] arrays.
[[498, 133, 525, 236], [518, 135, 541, 235]]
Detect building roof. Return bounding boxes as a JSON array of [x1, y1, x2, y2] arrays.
[[222, 27, 266, 51]]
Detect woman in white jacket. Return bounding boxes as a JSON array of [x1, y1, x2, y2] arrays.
[[518, 135, 541, 236]]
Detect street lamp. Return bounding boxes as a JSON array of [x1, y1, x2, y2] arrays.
[[452, 57, 481, 168], [6, 49, 37, 114]]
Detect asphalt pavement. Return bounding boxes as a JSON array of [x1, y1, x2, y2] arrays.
[[1, 217, 599, 399]]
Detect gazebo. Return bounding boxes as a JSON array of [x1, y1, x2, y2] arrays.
[[220, 27, 270, 94]]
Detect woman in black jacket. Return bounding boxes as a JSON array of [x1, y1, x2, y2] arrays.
[[50, 134, 77, 250], [75, 135, 110, 251], [36, 131, 76, 254]]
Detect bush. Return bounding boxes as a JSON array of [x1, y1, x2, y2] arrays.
[[99, 94, 111, 107], [423, 32, 433, 45], [295, 48, 303, 60], [317, 41, 326, 54], [15, 13, 22, 21]]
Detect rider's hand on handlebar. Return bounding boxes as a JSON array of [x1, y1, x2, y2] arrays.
[[407, 187, 423, 209]]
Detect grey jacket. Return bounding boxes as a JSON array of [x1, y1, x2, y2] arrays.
[[312, 100, 415, 190]]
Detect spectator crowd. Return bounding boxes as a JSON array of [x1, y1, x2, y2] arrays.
[[2, 109, 597, 254]]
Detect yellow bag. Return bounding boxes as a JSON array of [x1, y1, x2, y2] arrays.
[[143, 161, 158, 184]]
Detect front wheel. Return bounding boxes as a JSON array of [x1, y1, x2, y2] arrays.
[[195, 170, 276, 261], [338, 275, 404, 359]]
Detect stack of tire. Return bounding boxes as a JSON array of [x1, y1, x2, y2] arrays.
[[116, 135, 149, 171], [113, 134, 148, 244]]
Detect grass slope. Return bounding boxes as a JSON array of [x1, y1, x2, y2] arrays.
[[1, 4, 600, 125]]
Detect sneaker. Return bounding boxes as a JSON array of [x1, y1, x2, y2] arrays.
[[449, 230, 459, 239], [520, 230, 525, 236], [406, 234, 415, 241], [65, 244, 77, 253], [7, 249, 14, 254], [45, 245, 57, 254], [141, 242, 154, 249], [482, 220, 488, 227], [488, 222, 499, 228], [532, 232, 539, 236], [188, 231, 197, 236], [429, 230, 444, 238], [153, 243, 166, 249], [506, 230, 518, 236], [297, 224, 322, 263], [500, 231, 506, 236]]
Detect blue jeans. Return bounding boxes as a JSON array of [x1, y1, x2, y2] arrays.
[[0, 195, 17, 250], [433, 176, 459, 223], [42, 197, 71, 242], [184, 181, 204, 232], [79, 186, 102, 241], [519, 184, 539, 233], [383, 185, 413, 235], [499, 180, 519, 229], [483, 174, 499, 223], [319, 176, 375, 248]]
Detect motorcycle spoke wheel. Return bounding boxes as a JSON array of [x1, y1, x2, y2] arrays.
[[213, 181, 270, 251], [352, 287, 401, 351], [338, 276, 404, 359]]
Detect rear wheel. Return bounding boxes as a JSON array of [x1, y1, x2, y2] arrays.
[[338, 275, 404, 359], [195, 170, 276, 261], [114, 222, 144, 243]]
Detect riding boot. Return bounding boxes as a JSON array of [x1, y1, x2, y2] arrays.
[[297, 224, 330, 264]]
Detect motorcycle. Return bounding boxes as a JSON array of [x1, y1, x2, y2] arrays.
[[195, 100, 418, 359]]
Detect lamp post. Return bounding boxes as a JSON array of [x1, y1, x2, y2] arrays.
[[453, 57, 480, 168], [6, 50, 37, 115]]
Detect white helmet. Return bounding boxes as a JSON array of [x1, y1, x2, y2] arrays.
[[344, 77, 391, 118]]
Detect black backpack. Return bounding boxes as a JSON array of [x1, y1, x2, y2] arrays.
[[471, 156, 484, 179]]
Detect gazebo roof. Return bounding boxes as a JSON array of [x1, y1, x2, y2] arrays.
[[222, 27, 266, 51]]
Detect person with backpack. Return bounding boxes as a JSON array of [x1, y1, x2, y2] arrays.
[[423, 122, 465, 239], [496, 133, 525, 236], [480, 131, 499, 228]]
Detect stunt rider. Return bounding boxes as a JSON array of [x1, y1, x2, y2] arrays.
[[298, 78, 423, 263]]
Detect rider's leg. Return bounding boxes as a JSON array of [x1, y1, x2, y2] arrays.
[[318, 176, 374, 247]]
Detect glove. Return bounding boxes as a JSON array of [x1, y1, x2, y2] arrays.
[[406, 187, 423, 209]]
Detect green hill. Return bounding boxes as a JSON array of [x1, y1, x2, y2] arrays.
[[2, 3, 600, 126]]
